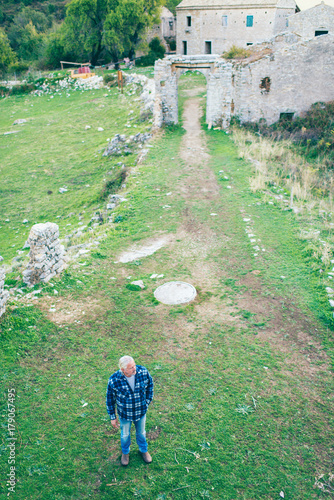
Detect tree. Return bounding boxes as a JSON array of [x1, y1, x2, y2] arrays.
[[62, 0, 164, 66], [0, 28, 17, 76], [136, 37, 165, 66], [8, 8, 50, 61]]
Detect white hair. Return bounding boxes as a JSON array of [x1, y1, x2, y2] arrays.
[[119, 355, 135, 370]]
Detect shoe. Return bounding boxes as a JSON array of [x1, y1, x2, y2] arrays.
[[141, 451, 152, 463], [121, 453, 129, 466]]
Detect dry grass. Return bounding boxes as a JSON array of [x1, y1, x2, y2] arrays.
[[232, 127, 334, 211]]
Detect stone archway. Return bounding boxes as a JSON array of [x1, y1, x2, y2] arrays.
[[153, 55, 233, 129]]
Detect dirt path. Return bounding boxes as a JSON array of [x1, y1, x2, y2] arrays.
[[170, 89, 329, 381]]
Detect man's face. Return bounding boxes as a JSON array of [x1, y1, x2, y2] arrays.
[[122, 361, 136, 377]]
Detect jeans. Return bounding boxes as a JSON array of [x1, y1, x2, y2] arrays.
[[119, 414, 148, 454]]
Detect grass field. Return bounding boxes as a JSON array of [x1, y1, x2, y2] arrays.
[[0, 71, 333, 499]]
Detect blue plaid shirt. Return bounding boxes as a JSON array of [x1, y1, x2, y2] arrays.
[[106, 365, 154, 421]]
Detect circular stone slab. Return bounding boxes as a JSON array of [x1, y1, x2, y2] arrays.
[[154, 281, 197, 305]]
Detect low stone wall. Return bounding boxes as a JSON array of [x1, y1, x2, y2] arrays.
[[23, 223, 66, 286], [0, 266, 10, 318]]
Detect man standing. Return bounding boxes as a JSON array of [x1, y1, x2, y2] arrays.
[[106, 355, 154, 466]]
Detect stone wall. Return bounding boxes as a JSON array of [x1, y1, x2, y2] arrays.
[[0, 266, 9, 318], [154, 55, 224, 127], [288, 2, 334, 39], [23, 223, 66, 286], [154, 34, 334, 128], [232, 34, 334, 125]]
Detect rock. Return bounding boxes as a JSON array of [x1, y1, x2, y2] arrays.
[[0, 267, 10, 318], [131, 280, 145, 289], [326, 287, 334, 295], [23, 222, 67, 286], [98, 127, 104, 132], [22, 219, 28, 223], [85, 125, 91, 129], [59, 187, 68, 193], [13, 119, 27, 125], [329, 299, 334, 308]]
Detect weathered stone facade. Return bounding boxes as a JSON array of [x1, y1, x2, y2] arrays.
[[176, 0, 298, 55], [143, 7, 176, 54], [23, 223, 66, 286], [0, 267, 10, 318], [154, 33, 334, 128], [287, 2, 334, 39]]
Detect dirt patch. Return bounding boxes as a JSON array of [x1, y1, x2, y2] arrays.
[[147, 426, 162, 440], [116, 234, 174, 263], [37, 295, 106, 325]]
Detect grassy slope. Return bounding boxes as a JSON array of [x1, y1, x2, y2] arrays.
[[0, 73, 333, 499]]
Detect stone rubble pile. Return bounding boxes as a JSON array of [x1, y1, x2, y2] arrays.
[[102, 132, 152, 157], [0, 266, 10, 318], [124, 73, 155, 112], [107, 194, 127, 210], [23, 223, 66, 286]]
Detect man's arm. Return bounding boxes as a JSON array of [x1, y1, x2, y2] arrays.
[[146, 371, 154, 405], [106, 379, 117, 421]]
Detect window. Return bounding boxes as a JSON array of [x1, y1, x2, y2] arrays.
[[246, 15, 253, 27], [169, 20, 174, 29], [222, 15, 228, 27], [187, 16, 191, 27], [205, 41, 212, 54], [315, 30, 328, 36], [183, 41, 187, 55], [260, 76, 271, 94]]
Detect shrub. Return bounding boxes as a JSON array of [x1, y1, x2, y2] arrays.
[[136, 37, 166, 67], [101, 168, 127, 198], [222, 45, 251, 60], [103, 73, 117, 86]]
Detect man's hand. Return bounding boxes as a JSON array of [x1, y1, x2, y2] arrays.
[[111, 419, 119, 429]]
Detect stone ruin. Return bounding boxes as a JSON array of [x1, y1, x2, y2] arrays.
[[23, 222, 66, 286], [0, 265, 10, 318], [102, 132, 152, 157], [153, 33, 334, 129]]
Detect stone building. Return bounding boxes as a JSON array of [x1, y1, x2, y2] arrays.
[[175, 0, 299, 55], [287, 1, 334, 39], [154, 33, 334, 128], [145, 7, 177, 53]]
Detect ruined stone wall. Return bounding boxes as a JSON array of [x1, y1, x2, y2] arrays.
[[154, 58, 178, 127], [154, 55, 223, 127], [288, 3, 334, 39], [23, 222, 66, 286], [154, 34, 334, 129], [0, 266, 9, 318], [231, 34, 334, 125]]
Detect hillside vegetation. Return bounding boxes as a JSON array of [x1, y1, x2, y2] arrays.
[[0, 0, 166, 75]]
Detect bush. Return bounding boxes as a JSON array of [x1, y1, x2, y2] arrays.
[[222, 45, 251, 60], [103, 73, 117, 86], [239, 100, 334, 168], [136, 37, 166, 67], [101, 168, 127, 198]]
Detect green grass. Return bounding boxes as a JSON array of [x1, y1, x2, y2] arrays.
[[0, 73, 333, 499], [0, 79, 151, 263]]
